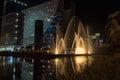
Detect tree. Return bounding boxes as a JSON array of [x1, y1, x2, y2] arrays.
[[105, 11, 120, 47]]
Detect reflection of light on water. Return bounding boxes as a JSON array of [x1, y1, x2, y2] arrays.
[[54, 56, 94, 79], [75, 48, 86, 54], [72, 56, 93, 72], [9, 56, 13, 63], [13, 67, 16, 72], [13, 74, 15, 80], [55, 58, 65, 78], [74, 56, 87, 71], [75, 56, 87, 64]]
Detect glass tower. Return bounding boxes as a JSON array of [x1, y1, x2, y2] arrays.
[[22, 0, 59, 46]]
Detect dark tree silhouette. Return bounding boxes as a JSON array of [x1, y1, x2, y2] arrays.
[[105, 11, 120, 47]]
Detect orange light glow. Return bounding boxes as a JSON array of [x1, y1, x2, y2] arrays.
[[75, 48, 86, 54]]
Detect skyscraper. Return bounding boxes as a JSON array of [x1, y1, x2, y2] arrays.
[[0, 12, 24, 51], [22, 0, 59, 46], [21, 0, 75, 52]]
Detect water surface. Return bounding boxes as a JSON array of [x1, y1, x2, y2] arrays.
[[0, 54, 120, 80]]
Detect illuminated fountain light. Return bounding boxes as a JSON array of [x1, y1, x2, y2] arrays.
[[55, 16, 93, 54], [72, 33, 87, 54], [55, 35, 65, 54], [71, 22, 93, 54], [72, 56, 93, 72], [75, 48, 86, 54]]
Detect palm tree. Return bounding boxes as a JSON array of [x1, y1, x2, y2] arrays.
[[105, 11, 120, 47]]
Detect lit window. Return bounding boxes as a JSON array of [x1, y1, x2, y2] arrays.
[[50, 26, 53, 28], [15, 25, 18, 28], [16, 19, 18, 22], [47, 19, 51, 21], [21, 2, 24, 5], [14, 31, 18, 33], [24, 4, 27, 6], [16, 13, 19, 16], [14, 37, 17, 39], [31, 34, 34, 36], [18, 1, 20, 4]]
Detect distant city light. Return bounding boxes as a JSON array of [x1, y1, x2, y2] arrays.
[[99, 39, 103, 42], [91, 36, 96, 39], [15, 25, 18, 28], [95, 33, 100, 37]]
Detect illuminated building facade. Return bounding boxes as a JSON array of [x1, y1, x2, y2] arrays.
[[21, 0, 59, 46], [0, 0, 73, 51], [21, 0, 74, 52], [0, 12, 24, 51]]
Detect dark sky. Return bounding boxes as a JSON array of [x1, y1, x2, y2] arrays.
[[0, 0, 120, 35], [75, 0, 120, 35]]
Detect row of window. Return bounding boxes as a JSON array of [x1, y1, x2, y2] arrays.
[[9, 0, 27, 6], [14, 13, 19, 40]]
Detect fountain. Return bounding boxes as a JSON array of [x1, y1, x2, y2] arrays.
[[55, 16, 93, 54], [55, 35, 65, 54]]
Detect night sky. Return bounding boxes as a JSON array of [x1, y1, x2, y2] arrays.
[[0, 0, 120, 35], [75, 0, 120, 35]]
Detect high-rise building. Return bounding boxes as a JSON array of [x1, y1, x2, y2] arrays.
[[0, 12, 24, 51], [21, 0, 74, 51], [21, 0, 59, 46], [34, 20, 43, 50], [0, 0, 75, 51]]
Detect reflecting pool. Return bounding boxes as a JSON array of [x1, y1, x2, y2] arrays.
[[0, 54, 120, 80]]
